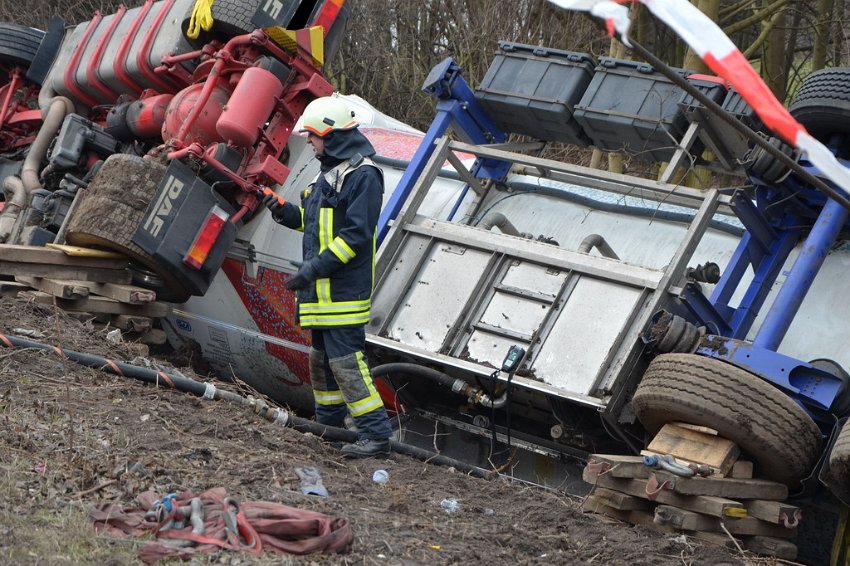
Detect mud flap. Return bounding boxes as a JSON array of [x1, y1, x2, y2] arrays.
[[133, 160, 237, 297], [818, 416, 850, 506]]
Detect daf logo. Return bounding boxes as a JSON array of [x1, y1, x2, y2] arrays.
[[175, 318, 192, 332], [261, 0, 284, 18], [143, 176, 184, 238]]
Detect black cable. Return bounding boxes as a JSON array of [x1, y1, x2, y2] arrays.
[[624, 36, 850, 213]]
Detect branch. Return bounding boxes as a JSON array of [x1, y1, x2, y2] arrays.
[[723, 0, 793, 36], [742, 7, 783, 58]]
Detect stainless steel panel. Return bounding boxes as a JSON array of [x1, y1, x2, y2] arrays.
[[466, 328, 526, 369], [385, 243, 492, 352], [534, 277, 642, 396], [480, 290, 553, 337], [501, 260, 565, 297]]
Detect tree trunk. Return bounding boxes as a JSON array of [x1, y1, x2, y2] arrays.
[[682, 0, 719, 71], [761, 0, 788, 100], [812, 0, 834, 70]]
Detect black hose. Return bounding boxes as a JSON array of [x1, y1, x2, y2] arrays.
[[0, 333, 489, 476], [372, 362, 457, 389]]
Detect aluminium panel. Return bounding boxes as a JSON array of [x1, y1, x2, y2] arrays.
[[384, 242, 492, 352], [533, 276, 643, 396]]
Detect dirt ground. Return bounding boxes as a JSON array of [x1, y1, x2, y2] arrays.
[[0, 297, 786, 565]]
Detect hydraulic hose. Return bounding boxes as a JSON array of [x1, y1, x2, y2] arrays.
[[0, 333, 489, 477], [372, 363, 508, 409]]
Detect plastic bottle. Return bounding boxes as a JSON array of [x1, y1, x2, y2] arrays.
[[372, 469, 389, 484], [440, 498, 460, 513]]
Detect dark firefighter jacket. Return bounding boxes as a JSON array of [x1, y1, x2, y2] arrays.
[[272, 160, 384, 328]]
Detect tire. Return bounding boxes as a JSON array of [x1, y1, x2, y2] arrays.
[[632, 353, 822, 487], [65, 154, 190, 302], [788, 67, 850, 140], [827, 421, 850, 504], [0, 22, 43, 73]]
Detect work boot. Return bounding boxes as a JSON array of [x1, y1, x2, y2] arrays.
[[340, 438, 390, 459]]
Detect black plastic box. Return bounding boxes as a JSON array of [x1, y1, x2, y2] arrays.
[[721, 88, 765, 133], [573, 58, 692, 161], [474, 41, 596, 146], [679, 74, 728, 111]]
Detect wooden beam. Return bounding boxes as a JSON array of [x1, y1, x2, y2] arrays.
[[649, 470, 788, 500], [592, 487, 653, 511], [647, 423, 740, 475], [111, 315, 153, 333], [88, 282, 156, 304], [654, 505, 797, 538], [19, 291, 169, 317], [745, 500, 801, 525], [0, 244, 127, 269], [16, 277, 90, 300], [1, 261, 132, 284]]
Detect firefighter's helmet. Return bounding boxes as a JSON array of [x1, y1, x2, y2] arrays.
[[299, 97, 357, 137]]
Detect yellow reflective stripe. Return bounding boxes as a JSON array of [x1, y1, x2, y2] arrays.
[[299, 313, 371, 327], [347, 352, 384, 416], [348, 392, 384, 416], [296, 207, 305, 232], [314, 389, 345, 405], [299, 298, 371, 313], [328, 236, 355, 263], [319, 208, 333, 251], [317, 207, 333, 303], [316, 277, 330, 303]]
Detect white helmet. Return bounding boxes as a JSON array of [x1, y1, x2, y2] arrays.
[[299, 96, 357, 137]]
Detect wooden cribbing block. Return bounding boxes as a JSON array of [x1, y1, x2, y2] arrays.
[[745, 500, 801, 525], [111, 315, 153, 333], [2, 261, 132, 283], [653, 505, 797, 538], [86, 282, 156, 304], [585, 454, 788, 500], [0, 244, 127, 269], [16, 276, 90, 300], [587, 454, 653, 479], [647, 423, 740, 475], [19, 291, 169, 317], [583, 467, 744, 518], [17, 276, 155, 304], [582, 497, 673, 532], [730, 460, 754, 479], [592, 487, 652, 511], [648, 470, 788, 500]]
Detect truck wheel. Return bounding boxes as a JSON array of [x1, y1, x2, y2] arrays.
[[64, 154, 189, 302], [0, 23, 44, 74], [788, 67, 850, 141], [182, 0, 262, 44], [632, 353, 822, 487], [826, 421, 850, 504]]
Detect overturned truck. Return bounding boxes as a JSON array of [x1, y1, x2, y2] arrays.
[[0, 0, 849, 524]]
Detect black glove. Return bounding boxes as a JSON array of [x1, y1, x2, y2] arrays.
[[262, 190, 285, 214], [286, 261, 318, 291]]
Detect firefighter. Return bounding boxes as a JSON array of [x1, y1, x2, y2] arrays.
[[262, 96, 392, 458]]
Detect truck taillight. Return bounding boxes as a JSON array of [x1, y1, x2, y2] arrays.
[[183, 205, 229, 270]]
